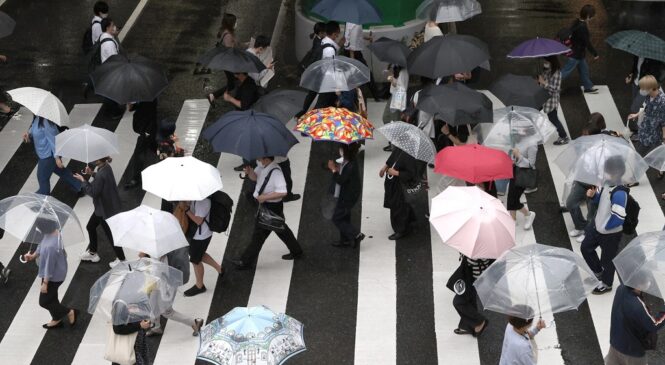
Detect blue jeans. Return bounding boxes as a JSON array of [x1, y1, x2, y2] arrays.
[[36, 157, 81, 195], [560, 57, 594, 91]]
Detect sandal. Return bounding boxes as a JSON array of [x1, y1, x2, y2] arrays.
[[473, 320, 489, 337], [453, 328, 472, 335]]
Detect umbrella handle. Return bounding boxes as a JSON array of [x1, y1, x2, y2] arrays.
[[19, 255, 27, 264]]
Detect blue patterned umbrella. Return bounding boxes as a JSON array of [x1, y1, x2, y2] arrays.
[[507, 37, 570, 59], [606, 30, 665, 62], [197, 306, 306, 365]]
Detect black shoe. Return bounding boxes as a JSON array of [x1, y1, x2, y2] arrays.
[[42, 321, 63, 329], [428, 163, 435, 169], [230, 259, 250, 270], [123, 179, 140, 190], [183, 284, 207, 297], [219, 267, 225, 278], [283, 193, 301, 202], [383, 144, 392, 152], [233, 164, 245, 172], [352, 233, 365, 248], [281, 252, 303, 260], [627, 182, 640, 187], [388, 232, 406, 240], [559, 206, 569, 213], [583, 88, 599, 94], [553, 137, 569, 145], [592, 284, 612, 295]]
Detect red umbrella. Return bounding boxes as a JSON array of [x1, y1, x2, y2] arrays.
[[434, 144, 513, 183]]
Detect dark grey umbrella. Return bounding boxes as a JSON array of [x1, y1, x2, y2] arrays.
[[416, 82, 493, 126], [311, 0, 382, 24], [367, 37, 411, 67], [252, 90, 308, 124], [489, 73, 550, 109], [407, 34, 490, 79], [198, 46, 266, 73], [89, 54, 168, 104], [0, 12, 15, 39], [202, 110, 299, 160]]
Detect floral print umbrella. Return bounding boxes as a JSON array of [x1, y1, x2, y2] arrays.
[[295, 107, 374, 144]]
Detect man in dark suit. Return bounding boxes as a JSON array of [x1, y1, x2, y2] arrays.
[[124, 99, 158, 189], [327, 143, 365, 248]]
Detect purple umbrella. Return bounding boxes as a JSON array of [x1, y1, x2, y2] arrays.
[[507, 37, 570, 59]]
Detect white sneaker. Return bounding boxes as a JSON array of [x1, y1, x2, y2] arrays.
[[524, 211, 536, 230], [80, 250, 100, 263], [109, 258, 123, 268], [568, 229, 584, 237], [576, 234, 585, 243]]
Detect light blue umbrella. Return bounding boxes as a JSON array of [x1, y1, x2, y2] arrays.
[[197, 306, 306, 365]]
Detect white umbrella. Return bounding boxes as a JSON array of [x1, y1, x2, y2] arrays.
[[55, 124, 119, 163], [141, 156, 223, 201], [6, 87, 69, 126], [106, 205, 188, 258]]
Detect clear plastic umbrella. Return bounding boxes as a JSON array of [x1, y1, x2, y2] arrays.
[[106, 205, 189, 258], [474, 106, 557, 152], [198, 305, 306, 365], [554, 134, 647, 187], [88, 258, 183, 325], [474, 243, 599, 318], [416, 0, 482, 23], [300, 56, 370, 93], [614, 231, 665, 299], [55, 124, 119, 163], [141, 156, 223, 201], [644, 145, 665, 171], [377, 121, 437, 163], [6, 87, 69, 126]]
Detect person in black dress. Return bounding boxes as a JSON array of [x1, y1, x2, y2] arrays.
[[380, 147, 418, 240], [327, 143, 365, 247]]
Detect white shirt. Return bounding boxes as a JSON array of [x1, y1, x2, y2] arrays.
[[191, 199, 212, 240], [390, 69, 409, 94], [344, 23, 365, 51], [424, 23, 443, 43], [321, 37, 339, 59], [253, 161, 287, 203], [99, 33, 118, 64], [91, 16, 103, 44], [635, 56, 645, 86], [247, 47, 270, 83]]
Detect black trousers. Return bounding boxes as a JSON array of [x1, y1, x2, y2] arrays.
[[128, 134, 156, 182], [389, 202, 414, 235], [212, 71, 236, 98], [332, 203, 359, 242], [506, 178, 526, 211], [241, 202, 303, 263], [39, 280, 69, 321], [86, 214, 125, 260], [453, 287, 485, 332], [278, 159, 294, 195]]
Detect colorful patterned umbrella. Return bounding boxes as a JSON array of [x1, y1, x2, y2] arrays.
[[295, 107, 374, 144]]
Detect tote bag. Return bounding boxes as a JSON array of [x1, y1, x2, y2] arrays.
[[104, 324, 137, 365], [390, 87, 407, 111]]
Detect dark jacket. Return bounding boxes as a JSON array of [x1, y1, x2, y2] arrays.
[[630, 56, 663, 82], [610, 284, 665, 357], [331, 159, 361, 208], [235, 77, 260, 111], [570, 19, 597, 59], [383, 148, 420, 209], [132, 100, 158, 137], [83, 163, 121, 218]]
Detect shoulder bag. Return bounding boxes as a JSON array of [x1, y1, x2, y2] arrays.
[[446, 256, 473, 298], [104, 324, 137, 365], [514, 166, 538, 189], [255, 169, 287, 233]]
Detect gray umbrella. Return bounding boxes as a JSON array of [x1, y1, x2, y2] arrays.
[[416, 82, 493, 126], [367, 37, 411, 67], [311, 0, 383, 24], [489, 73, 550, 110], [89, 54, 168, 104], [202, 110, 299, 161], [0, 11, 15, 39], [198, 46, 266, 73], [251, 89, 308, 124], [407, 34, 490, 79]]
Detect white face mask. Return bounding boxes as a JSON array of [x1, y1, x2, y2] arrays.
[[543, 62, 551, 69], [339, 148, 344, 158], [639, 89, 649, 96], [256, 160, 263, 168]]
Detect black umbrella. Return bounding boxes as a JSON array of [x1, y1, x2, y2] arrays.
[[0, 12, 15, 39], [489, 73, 550, 110], [367, 37, 411, 67], [251, 90, 308, 124], [89, 54, 168, 104], [198, 46, 266, 73], [416, 82, 493, 126], [311, 0, 382, 24], [407, 34, 490, 79], [202, 110, 299, 161]]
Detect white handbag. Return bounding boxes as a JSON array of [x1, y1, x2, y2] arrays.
[[390, 87, 407, 111], [104, 324, 137, 365]]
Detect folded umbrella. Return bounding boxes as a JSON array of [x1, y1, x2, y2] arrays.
[[0, 11, 16, 38], [489, 73, 550, 109], [89, 54, 169, 104], [407, 34, 490, 79], [429, 186, 515, 259], [367, 37, 411, 67], [311, 0, 382, 24], [474, 243, 599, 318], [198, 46, 266, 73], [6, 87, 69, 126], [434, 144, 513, 183], [141, 156, 223, 201], [55, 124, 119, 163], [377, 121, 436, 163], [203, 110, 299, 161], [606, 30, 665, 63], [251, 89, 308, 124], [416, 82, 493, 126], [300, 56, 370, 93], [107, 205, 188, 258], [507, 37, 571, 59], [416, 0, 482, 23], [295, 107, 373, 144], [614, 231, 665, 299], [474, 106, 557, 152]]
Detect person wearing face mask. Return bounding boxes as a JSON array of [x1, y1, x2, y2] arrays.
[[99, 18, 119, 64], [246, 35, 275, 86], [560, 4, 599, 94], [628, 75, 665, 157], [538, 55, 568, 145], [326, 143, 364, 248]]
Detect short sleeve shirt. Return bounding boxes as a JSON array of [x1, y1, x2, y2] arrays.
[[321, 37, 339, 59], [91, 16, 103, 44], [253, 162, 287, 203], [192, 199, 212, 240], [100, 33, 118, 63], [638, 91, 665, 147]]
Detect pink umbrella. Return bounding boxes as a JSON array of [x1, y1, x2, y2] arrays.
[[429, 186, 515, 259]]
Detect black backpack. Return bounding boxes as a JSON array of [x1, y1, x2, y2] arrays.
[[81, 20, 101, 54], [87, 37, 117, 73], [206, 191, 234, 233], [611, 186, 640, 235], [299, 43, 336, 71]]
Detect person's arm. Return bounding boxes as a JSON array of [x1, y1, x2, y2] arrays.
[[80, 168, 105, 198], [332, 161, 353, 185], [256, 171, 288, 203], [185, 201, 208, 226], [541, 71, 561, 94], [633, 298, 665, 332], [223, 92, 242, 109], [583, 26, 598, 58], [605, 190, 627, 230], [113, 322, 142, 335]]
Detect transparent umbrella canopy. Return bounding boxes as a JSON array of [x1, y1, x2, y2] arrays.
[[614, 231, 665, 299], [299, 56, 370, 93], [474, 106, 557, 152], [644, 145, 665, 171]]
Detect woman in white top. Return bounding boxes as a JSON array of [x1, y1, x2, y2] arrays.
[[424, 20, 443, 42], [499, 313, 546, 365], [381, 65, 410, 145]]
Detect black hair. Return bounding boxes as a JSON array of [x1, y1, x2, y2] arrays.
[[93, 1, 109, 16], [254, 35, 271, 49], [544, 55, 561, 73], [310, 22, 326, 39], [588, 112, 606, 133], [35, 218, 59, 235], [392, 65, 403, 79], [449, 124, 469, 143], [508, 315, 534, 329], [157, 118, 176, 143], [325, 21, 340, 36], [605, 155, 626, 177], [580, 4, 596, 20], [221, 13, 237, 34], [101, 17, 114, 32]]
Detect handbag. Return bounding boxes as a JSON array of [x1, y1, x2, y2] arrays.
[[390, 87, 407, 111], [446, 256, 472, 297], [255, 169, 287, 233], [104, 324, 137, 365], [514, 167, 538, 189], [401, 179, 425, 204]]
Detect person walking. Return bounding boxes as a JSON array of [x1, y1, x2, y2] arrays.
[[90, 1, 108, 45], [380, 147, 419, 240], [538, 55, 568, 145], [23, 219, 77, 329], [109, 302, 150, 365], [626, 56, 663, 103], [506, 144, 537, 230], [498, 310, 547, 365], [452, 254, 490, 337], [75, 157, 126, 267], [23, 116, 82, 195], [124, 100, 158, 190], [99, 18, 119, 64], [628, 75, 665, 157], [207, 13, 238, 105], [560, 4, 599, 94], [605, 283, 665, 365], [0, 261, 10, 284], [231, 156, 304, 269], [327, 143, 364, 248], [382, 64, 409, 130]]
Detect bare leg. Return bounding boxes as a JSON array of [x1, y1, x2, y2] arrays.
[[193, 263, 205, 288], [201, 253, 222, 274]]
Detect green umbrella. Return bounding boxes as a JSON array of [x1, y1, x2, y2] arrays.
[[606, 30, 665, 62]]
